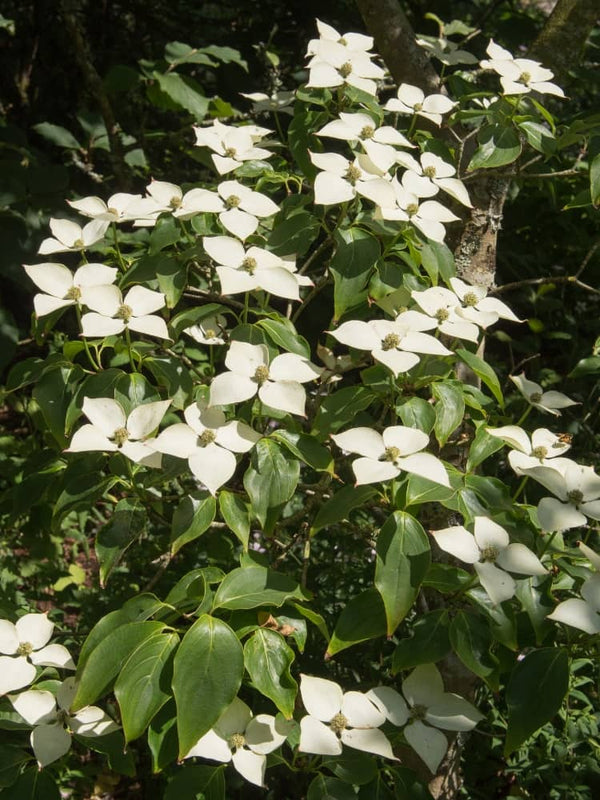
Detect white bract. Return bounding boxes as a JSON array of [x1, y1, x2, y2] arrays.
[[184, 314, 227, 345], [240, 90, 295, 116], [384, 83, 455, 125], [309, 151, 394, 207], [328, 312, 451, 377], [547, 543, 600, 633], [203, 235, 310, 300], [185, 697, 290, 787], [67, 192, 149, 224], [10, 677, 118, 767], [486, 425, 571, 472], [23, 262, 118, 318], [140, 180, 224, 223], [298, 674, 395, 759], [410, 286, 480, 342], [376, 178, 460, 242], [80, 284, 169, 339], [67, 397, 170, 465], [306, 30, 384, 96], [401, 152, 471, 207], [317, 112, 412, 172], [153, 401, 260, 494], [0, 613, 75, 696], [369, 664, 483, 773], [510, 373, 578, 416], [449, 278, 522, 328], [331, 425, 450, 487], [480, 39, 564, 98], [307, 19, 375, 56], [209, 341, 322, 416], [216, 180, 280, 240], [193, 119, 272, 174], [38, 218, 109, 255], [432, 516, 547, 604]]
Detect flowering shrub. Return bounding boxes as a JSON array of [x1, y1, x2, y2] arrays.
[[2, 13, 599, 800]]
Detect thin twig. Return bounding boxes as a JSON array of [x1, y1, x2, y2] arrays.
[[492, 275, 600, 296]]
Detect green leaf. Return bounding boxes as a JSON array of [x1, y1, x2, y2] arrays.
[[212, 566, 307, 610], [164, 765, 226, 800], [374, 512, 431, 635], [272, 430, 334, 472], [307, 775, 356, 800], [218, 491, 250, 549], [312, 386, 375, 438], [33, 364, 83, 447], [432, 380, 465, 447], [96, 499, 147, 587], [324, 750, 378, 786], [330, 227, 380, 319], [170, 492, 216, 555], [73, 620, 166, 709], [450, 611, 498, 683], [397, 397, 436, 434], [392, 609, 451, 672], [267, 210, 320, 258], [115, 632, 179, 743], [468, 124, 522, 170], [147, 703, 178, 773], [0, 745, 31, 788], [311, 485, 378, 535], [518, 120, 556, 155], [153, 72, 209, 120], [420, 241, 455, 285], [505, 647, 569, 755], [172, 615, 243, 758], [145, 356, 194, 410], [243, 628, 297, 717], [591, 152, 600, 206], [32, 122, 81, 149], [79, 730, 135, 775], [466, 425, 504, 472], [256, 317, 310, 357], [404, 473, 455, 507], [422, 563, 472, 593], [327, 589, 387, 657], [52, 469, 118, 527], [456, 349, 504, 405], [0, 767, 60, 800], [569, 355, 600, 378], [243, 439, 300, 529]]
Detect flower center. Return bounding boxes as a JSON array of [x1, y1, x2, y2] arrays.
[[116, 304, 133, 322], [529, 392, 543, 404], [423, 166, 437, 178], [413, 102, 423, 112], [480, 545, 499, 563], [108, 207, 120, 217], [329, 712, 348, 734], [463, 292, 479, 307], [435, 308, 449, 322], [339, 36, 347, 46], [224, 147, 237, 158], [345, 164, 362, 185], [519, 71, 531, 85], [406, 203, 419, 216], [254, 365, 270, 385], [228, 733, 246, 750], [242, 256, 257, 275], [383, 446, 401, 462], [531, 446, 548, 460], [73, 238, 85, 248], [169, 196, 182, 209], [113, 427, 130, 447], [204, 328, 216, 339], [568, 489, 584, 506], [339, 61, 353, 78], [410, 703, 427, 721], [17, 641, 33, 657], [66, 286, 81, 301], [360, 125, 375, 139], [381, 333, 400, 350], [198, 430, 217, 447], [226, 194, 241, 209]]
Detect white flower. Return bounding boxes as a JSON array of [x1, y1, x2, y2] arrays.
[[0, 613, 75, 696], [375, 178, 460, 242], [328, 312, 451, 377], [298, 674, 395, 759], [520, 459, 600, 532], [510, 373, 578, 416], [184, 315, 227, 345], [240, 90, 295, 116], [184, 697, 290, 787], [401, 152, 471, 207], [306, 19, 375, 56], [331, 425, 450, 487], [10, 678, 118, 767], [209, 341, 321, 417], [153, 401, 260, 494], [384, 84, 455, 126], [306, 36, 384, 96], [80, 284, 169, 339], [309, 151, 395, 207], [316, 112, 413, 172], [449, 278, 522, 328], [432, 516, 547, 604], [38, 218, 109, 255], [416, 36, 478, 67], [203, 235, 310, 300], [23, 262, 118, 318], [370, 664, 483, 773], [67, 397, 170, 465], [480, 39, 564, 98], [486, 425, 571, 472], [193, 120, 273, 174], [140, 180, 224, 224], [216, 180, 280, 240], [67, 192, 147, 223], [547, 543, 600, 633], [410, 286, 479, 342]]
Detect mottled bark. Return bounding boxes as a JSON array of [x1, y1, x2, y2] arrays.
[[530, 0, 599, 81]]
